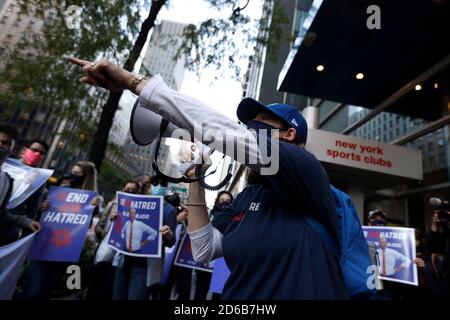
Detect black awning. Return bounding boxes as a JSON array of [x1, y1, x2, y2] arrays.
[[278, 0, 450, 120]]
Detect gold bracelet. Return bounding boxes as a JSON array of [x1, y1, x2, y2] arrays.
[[187, 203, 206, 206], [128, 74, 147, 93]]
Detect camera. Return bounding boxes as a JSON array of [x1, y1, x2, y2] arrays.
[[430, 197, 450, 225], [436, 210, 450, 225], [164, 192, 183, 214]]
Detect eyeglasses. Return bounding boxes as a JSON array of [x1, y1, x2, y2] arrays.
[[29, 147, 45, 155]]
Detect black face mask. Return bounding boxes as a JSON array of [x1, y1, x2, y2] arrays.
[[247, 120, 278, 132], [371, 219, 386, 226], [214, 200, 232, 210], [247, 120, 296, 145], [0, 146, 10, 165], [67, 173, 85, 187]]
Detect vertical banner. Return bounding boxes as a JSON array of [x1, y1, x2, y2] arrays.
[[363, 226, 418, 286], [108, 192, 163, 258], [161, 224, 183, 285], [174, 233, 214, 272], [1, 158, 53, 209], [209, 257, 231, 294], [29, 187, 97, 262], [0, 233, 36, 300]]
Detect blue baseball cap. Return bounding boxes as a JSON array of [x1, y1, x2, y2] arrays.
[[237, 98, 308, 144]]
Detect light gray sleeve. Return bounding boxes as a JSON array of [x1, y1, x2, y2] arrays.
[[137, 75, 275, 174], [187, 222, 224, 263]]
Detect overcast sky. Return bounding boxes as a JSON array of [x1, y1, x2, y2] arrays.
[[155, 0, 264, 205], [127, 0, 264, 204], [157, 0, 263, 121]]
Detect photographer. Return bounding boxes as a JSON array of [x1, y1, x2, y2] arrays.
[[425, 201, 450, 299]]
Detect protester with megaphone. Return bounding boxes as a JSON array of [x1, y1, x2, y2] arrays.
[[68, 57, 348, 299]]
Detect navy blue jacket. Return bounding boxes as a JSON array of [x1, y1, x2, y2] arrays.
[[212, 141, 348, 299]]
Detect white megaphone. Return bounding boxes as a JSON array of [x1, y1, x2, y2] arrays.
[[130, 99, 179, 146], [129, 100, 233, 190]]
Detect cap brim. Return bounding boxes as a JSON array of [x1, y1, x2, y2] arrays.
[[369, 212, 387, 219], [236, 98, 269, 125]]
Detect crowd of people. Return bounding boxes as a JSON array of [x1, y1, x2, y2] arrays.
[[0, 122, 237, 300], [1, 118, 448, 301], [0, 55, 449, 301]]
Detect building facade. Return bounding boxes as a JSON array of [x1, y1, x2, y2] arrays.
[[227, 0, 450, 231]]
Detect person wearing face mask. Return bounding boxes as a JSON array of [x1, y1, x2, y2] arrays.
[[22, 160, 99, 300], [183, 103, 349, 299], [111, 176, 177, 300], [21, 139, 48, 168], [151, 181, 167, 197], [2, 139, 49, 245], [368, 210, 388, 226], [68, 57, 349, 299], [209, 191, 234, 235], [0, 124, 41, 244], [86, 180, 140, 300]]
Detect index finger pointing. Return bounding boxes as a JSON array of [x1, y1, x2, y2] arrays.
[[67, 56, 91, 67]]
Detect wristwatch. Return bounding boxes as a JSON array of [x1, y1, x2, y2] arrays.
[[128, 74, 147, 94]]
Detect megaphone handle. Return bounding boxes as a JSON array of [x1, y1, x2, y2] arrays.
[[195, 164, 232, 191]]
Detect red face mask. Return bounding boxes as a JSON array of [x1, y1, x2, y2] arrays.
[[23, 148, 44, 167]]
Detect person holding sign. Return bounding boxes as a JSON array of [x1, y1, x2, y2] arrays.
[[68, 57, 348, 299], [121, 207, 158, 254], [0, 124, 41, 241], [87, 180, 140, 301], [111, 181, 177, 300], [23, 161, 98, 300], [3, 138, 50, 245]]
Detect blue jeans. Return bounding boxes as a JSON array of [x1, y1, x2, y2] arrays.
[[112, 256, 148, 300]]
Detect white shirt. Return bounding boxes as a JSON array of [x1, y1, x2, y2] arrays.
[[377, 247, 411, 276], [121, 219, 157, 252]]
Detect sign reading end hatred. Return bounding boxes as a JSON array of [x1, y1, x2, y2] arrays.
[[29, 187, 97, 262]]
